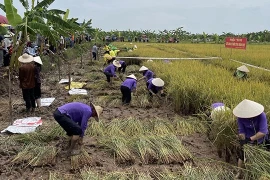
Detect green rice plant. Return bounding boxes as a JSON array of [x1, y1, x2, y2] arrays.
[[244, 145, 270, 179], [98, 136, 135, 164], [12, 144, 57, 167], [86, 120, 105, 136], [70, 148, 92, 170], [208, 109, 237, 155], [126, 65, 140, 73], [174, 116, 207, 136]]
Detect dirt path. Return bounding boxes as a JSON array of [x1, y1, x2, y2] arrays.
[[0, 55, 223, 179]]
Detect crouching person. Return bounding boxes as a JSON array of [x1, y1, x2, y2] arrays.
[[53, 102, 103, 156], [104, 60, 121, 85], [233, 99, 269, 179], [120, 74, 137, 105], [147, 78, 165, 99]]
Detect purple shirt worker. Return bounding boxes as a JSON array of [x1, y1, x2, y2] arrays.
[[138, 66, 154, 81], [233, 99, 269, 178], [120, 74, 137, 105], [53, 102, 103, 156], [104, 60, 121, 83]]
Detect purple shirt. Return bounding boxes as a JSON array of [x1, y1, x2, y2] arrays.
[[211, 102, 224, 109], [119, 60, 125, 65], [147, 78, 162, 92], [121, 78, 137, 90], [238, 112, 268, 144], [143, 70, 154, 81], [58, 102, 92, 137], [104, 64, 117, 77]]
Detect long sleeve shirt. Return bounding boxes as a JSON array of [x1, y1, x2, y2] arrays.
[[104, 64, 117, 77], [143, 70, 154, 81], [237, 112, 269, 144], [19, 63, 36, 89], [58, 102, 93, 137], [121, 78, 137, 90], [147, 78, 162, 93]]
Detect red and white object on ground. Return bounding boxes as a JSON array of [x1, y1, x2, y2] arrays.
[[1, 117, 42, 134]]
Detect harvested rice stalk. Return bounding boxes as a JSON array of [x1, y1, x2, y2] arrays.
[[80, 169, 99, 180], [132, 136, 158, 164], [244, 145, 270, 179], [182, 163, 235, 179], [121, 117, 145, 136], [150, 118, 174, 135], [98, 136, 135, 164], [86, 120, 105, 136], [12, 144, 57, 167], [70, 148, 92, 170], [106, 119, 126, 137]]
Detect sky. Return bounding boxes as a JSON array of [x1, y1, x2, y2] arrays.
[[1, 0, 270, 35]]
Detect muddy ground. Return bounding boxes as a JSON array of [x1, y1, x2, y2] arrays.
[[0, 54, 225, 179]]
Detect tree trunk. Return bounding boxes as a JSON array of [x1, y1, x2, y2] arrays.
[[58, 57, 61, 81], [8, 68, 13, 124], [68, 62, 71, 90]]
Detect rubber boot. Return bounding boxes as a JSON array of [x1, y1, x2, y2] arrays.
[[67, 136, 81, 156], [36, 98, 41, 108]]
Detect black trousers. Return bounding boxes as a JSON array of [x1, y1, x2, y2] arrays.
[[121, 86, 131, 104], [34, 83, 41, 99], [22, 88, 36, 109], [104, 72, 113, 82], [118, 63, 127, 73], [92, 52, 96, 60], [53, 109, 82, 136]]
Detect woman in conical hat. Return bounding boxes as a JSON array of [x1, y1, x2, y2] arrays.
[[233, 65, 249, 79], [138, 66, 154, 82], [233, 99, 268, 179], [146, 78, 166, 99], [120, 74, 137, 105]]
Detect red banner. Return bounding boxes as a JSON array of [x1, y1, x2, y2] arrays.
[[225, 37, 247, 50]]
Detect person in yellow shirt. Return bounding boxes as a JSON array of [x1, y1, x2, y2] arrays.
[[109, 49, 116, 61], [114, 49, 120, 56], [103, 44, 110, 53], [103, 51, 112, 66]]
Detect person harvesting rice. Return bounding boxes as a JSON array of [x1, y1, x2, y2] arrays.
[[53, 102, 103, 156], [233, 99, 269, 179], [103, 60, 121, 84], [120, 74, 137, 105], [138, 66, 154, 81], [146, 78, 166, 99], [233, 65, 249, 79]]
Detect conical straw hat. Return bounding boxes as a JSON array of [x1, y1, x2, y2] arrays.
[[18, 53, 34, 63], [233, 99, 264, 118], [90, 102, 103, 122], [126, 74, 137, 80], [237, 65, 249, 73], [139, 66, 148, 71], [34, 56, 43, 65], [113, 60, 121, 67], [152, 78, 164, 87]]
